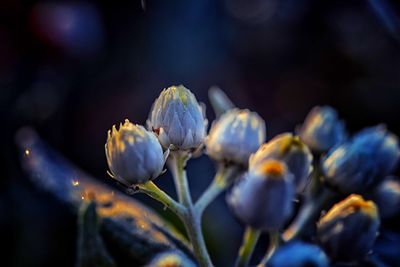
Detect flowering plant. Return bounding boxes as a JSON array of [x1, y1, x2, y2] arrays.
[[105, 85, 400, 267]]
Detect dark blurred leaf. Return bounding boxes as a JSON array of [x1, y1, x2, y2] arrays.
[[15, 127, 193, 266], [77, 201, 116, 267]]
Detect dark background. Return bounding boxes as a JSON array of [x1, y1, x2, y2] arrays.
[[1, 0, 400, 266]]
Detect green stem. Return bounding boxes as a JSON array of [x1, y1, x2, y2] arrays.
[[234, 227, 261, 267], [138, 181, 186, 219], [183, 212, 212, 267], [258, 231, 280, 267], [282, 188, 334, 242], [169, 154, 192, 207], [169, 154, 213, 267], [195, 165, 238, 216]]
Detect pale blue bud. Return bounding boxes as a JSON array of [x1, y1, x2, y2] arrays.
[[227, 160, 294, 231], [322, 125, 399, 193], [269, 241, 329, 267], [105, 120, 165, 185], [371, 176, 400, 219], [317, 194, 380, 262], [249, 133, 313, 193], [146, 250, 196, 267], [148, 85, 207, 150], [206, 108, 266, 165], [299, 106, 345, 152]]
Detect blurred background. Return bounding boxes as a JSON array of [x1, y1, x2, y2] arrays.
[[2, 0, 400, 266]]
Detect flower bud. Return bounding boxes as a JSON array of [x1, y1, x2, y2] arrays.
[[249, 133, 313, 193], [227, 160, 294, 231], [205, 108, 266, 166], [146, 250, 196, 267], [371, 176, 400, 219], [321, 125, 399, 193], [298, 106, 345, 152], [373, 230, 400, 267], [317, 194, 380, 262], [269, 241, 329, 267], [352, 125, 399, 176], [321, 143, 369, 193], [148, 85, 207, 151], [105, 120, 165, 185]]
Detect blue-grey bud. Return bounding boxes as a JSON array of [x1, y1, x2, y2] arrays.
[[269, 241, 329, 267], [321, 143, 369, 193], [373, 230, 400, 267], [322, 125, 399, 193], [298, 106, 345, 152], [352, 125, 399, 176], [148, 85, 207, 151], [105, 120, 165, 185], [371, 176, 400, 219], [249, 133, 313, 193], [227, 159, 294, 231], [146, 250, 196, 267], [205, 108, 266, 165], [317, 194, 380, 262]]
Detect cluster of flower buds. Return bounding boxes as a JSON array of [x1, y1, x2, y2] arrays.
[[104, 86, 400, 267], [105, 85, 207, 186]]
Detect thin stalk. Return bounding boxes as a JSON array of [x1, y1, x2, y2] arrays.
[[138, 181, 186, 219], [169, 154, 191, 206], [195, 165, 238, 215], [282, 188, 334, 242], [257, 231, 280, 267], [182, 212, 212, 267], [234, 227, 261, 267], [169, 154, 213, 267]]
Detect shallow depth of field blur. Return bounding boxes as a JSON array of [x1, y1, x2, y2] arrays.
[[2, 1, 400, 266]]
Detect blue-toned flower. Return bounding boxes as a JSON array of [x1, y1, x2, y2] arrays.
[[205, 108, 266, 165], [105, 120, 165, 185], [146, 250, 196, 267], [371, 176, 400, 218], [269, 241, 329, 267], [317, 194, 380, 262], [321, 125, 399, 193], [321, 143, 371, 193], [227, 159, 294, 230], [298, 106, 345, 152], [148, 85, 207, 151], [373, 230, 400, 267], [249, 133, 313, 193], [352, 125, 399, 176]]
